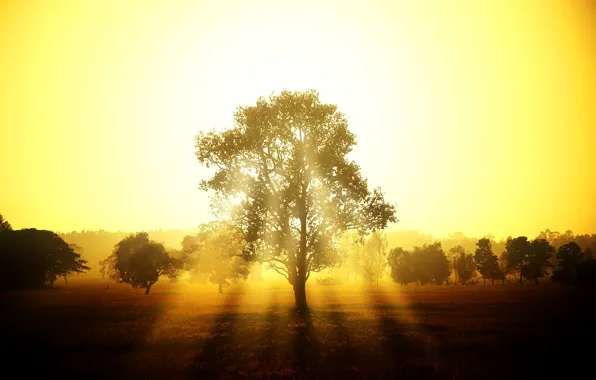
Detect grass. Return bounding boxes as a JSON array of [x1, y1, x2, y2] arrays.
[[1, 279, 594, 379]]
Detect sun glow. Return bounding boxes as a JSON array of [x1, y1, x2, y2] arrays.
[[2, 0, 595, 238]]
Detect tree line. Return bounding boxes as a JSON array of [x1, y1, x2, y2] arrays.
[[334, 231, 596, 287]]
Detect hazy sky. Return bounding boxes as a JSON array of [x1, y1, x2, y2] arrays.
[[1, 0, 595, 239]]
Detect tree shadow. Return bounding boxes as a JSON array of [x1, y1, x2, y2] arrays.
[[0, 289, 166, 379], [366, 288, 442, 379], [189, 287, 246, 379], [319, 288, 365, 378]]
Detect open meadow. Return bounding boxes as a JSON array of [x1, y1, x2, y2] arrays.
[[2, 279, 594, 379]]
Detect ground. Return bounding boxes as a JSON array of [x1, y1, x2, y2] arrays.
[[1, 279, 594, 379]]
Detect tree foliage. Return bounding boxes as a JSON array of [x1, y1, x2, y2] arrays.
[[195, 89, 396, 309], [505, 237, 554, 284], [100, 233, 180, 294], [387, 242, 450, 285], [0, 214, 12, 232], [0, 228, 89, 289], [361, 231, 388, 285], [182, 222, 250, 293], [450, 245, 475, 285], [474, 238, 501, 285], [387, 247, 416, 285]]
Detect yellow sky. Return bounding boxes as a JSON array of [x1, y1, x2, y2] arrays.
[[1, 0, 595, 239]]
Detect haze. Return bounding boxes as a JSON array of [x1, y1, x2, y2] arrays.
[[1, 0, 595, 239]]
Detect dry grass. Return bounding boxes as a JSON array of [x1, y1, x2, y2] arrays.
[[1, 279, 594, 379]]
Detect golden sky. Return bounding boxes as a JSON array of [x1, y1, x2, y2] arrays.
[[1, 0, 595, 239]]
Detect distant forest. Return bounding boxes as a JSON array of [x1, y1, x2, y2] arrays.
[[59, 228, 596, 280]]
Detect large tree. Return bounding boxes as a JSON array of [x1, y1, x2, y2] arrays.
[[195, 90, 396, 310], [100, 233, 180, 294]]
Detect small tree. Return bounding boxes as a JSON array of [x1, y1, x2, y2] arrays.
[[361, 231, 388, 285], [0, 214, 12, 232], [551, 242, 584, 284], [474, 238, 501, 285], [412, 242, 451, 285], [339, 231, 365, 284], [183, 223, 250, 294], [387, 247, 416, 285], [453, 247, 475, 285], [525, 238, 555, 284], [100, 233, 180, 294]]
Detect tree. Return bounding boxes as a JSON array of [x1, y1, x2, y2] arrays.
[[195, 89, 396, 310], [182, 222, 250, 294], [505, 237, 554, 284], [551, 242, 584, 284], [0, 214, 12, 232], [474, 238, 501, 285], [0, 229, 90, 290], [100, 233, 180, 294], [411, 242, 451, 285], [387, 247, 416, 285], [525, 238, 555, 284], [451, 246, 475, 285], [338, 230, 365, 284], [361, 231, 388, 285]]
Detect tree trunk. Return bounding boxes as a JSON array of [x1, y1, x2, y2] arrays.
[[483, 277, 486, 286], [491, 278, 494, 286], [293, 279, 307, 311], [145, 284, 152, 295], [63, 275, 68, 284], [295, 172, 309, 313], [218, 282, 223, 294]]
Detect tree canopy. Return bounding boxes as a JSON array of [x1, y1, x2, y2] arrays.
[[182, 222, 250, 293], [100, 232, 180, 294], [195, 89, 396, 309], [387, 242, 451, 286], [0, 214, 12, 232], [0, 228, 89, 290]]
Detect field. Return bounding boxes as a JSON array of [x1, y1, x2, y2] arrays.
[[1, 279, 594, 379]]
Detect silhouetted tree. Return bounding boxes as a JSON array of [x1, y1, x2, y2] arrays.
[[0, 229, 89, 290], [361, 231, 388, 285], [452, 246, 475, 285], [195, 89, 396, 311], [100, 233, 180, 294], [411, 242, 451, 285], [550, 241, 596, 286], [505, 237, 554, 284], [387, 247, 416, 285], [525, 239, 555, 284], [474, 238, 501, 285], [182, 222, 250, 294], [0, 214, 12, 232]]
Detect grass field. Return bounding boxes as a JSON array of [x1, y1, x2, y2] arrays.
[[1, 279, 594, 379]]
